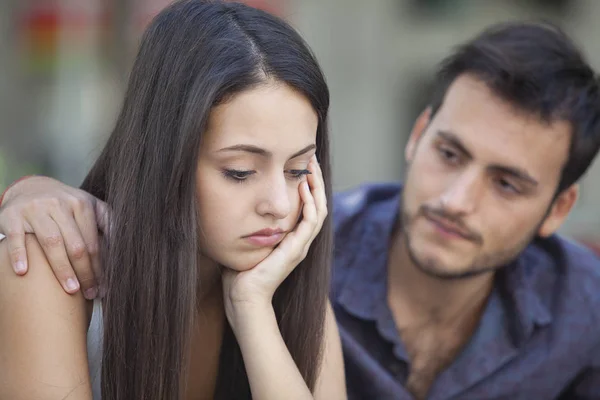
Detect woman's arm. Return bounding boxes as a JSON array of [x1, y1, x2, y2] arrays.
[[314, 302, 347, 399], [0, 176, 108, 298], [230, 301, 346, 400], [0, 234, 92, 400], [223, 156, 346, 399]]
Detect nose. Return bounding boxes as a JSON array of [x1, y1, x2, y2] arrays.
[[256, 174, 292, 219], [440, 170, 481, 215]]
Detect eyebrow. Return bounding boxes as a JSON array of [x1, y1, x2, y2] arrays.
[[436, 130, 539, 187], [217, 144, 316, 160]]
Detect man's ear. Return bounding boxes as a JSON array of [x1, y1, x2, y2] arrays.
[[405, 107, 432, 163], [538, 184, 579, 237]]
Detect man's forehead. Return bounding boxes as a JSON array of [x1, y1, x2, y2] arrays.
[[431, 93, 571, 185]]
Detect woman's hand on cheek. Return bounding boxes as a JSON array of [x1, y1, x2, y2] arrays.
[[222, 155, 327, 329]]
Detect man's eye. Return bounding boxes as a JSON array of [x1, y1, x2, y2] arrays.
[[438, 146, 459, 163], [495, 178, 519, 194]]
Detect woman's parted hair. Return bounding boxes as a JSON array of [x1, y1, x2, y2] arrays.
[[80, 1, 332, 398]]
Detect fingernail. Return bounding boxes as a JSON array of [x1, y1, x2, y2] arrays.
[[66, 278, 80, 292], [14, 261, 26, 274], [84, 287, 98, 300]]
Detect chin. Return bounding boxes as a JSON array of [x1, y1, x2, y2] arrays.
[[219, 249, 273, 272], [409, 243, 472, 278]]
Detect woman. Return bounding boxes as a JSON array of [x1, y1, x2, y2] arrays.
[[0, 1, 345, 399]]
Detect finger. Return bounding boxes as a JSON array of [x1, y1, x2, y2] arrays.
[[55, 205, 97, 299], [74, 198, 102, 291], [94, 199, 111, 236], [281, 180, 317, 259], [28, 215, 81, 295], [2, 216, 28, 275], [253, 181, 317, 275], [307, 156, 327, 232], [300, 179, 318, 227]]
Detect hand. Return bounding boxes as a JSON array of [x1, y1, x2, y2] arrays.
[[0, 176, 109, 299], [222, 155, 328, 325]]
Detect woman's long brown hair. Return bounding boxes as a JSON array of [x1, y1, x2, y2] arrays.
[[80, 1, 333, 398]]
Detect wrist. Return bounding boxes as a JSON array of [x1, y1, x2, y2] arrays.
[[227, 300, 275, 333], [0, 175, 37, 207]]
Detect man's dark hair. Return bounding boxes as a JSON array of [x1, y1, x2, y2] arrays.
[[430, 21, 600, 193]]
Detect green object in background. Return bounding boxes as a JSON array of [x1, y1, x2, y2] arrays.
[[0, 149, 44, 192], [408, 0, 468, 17]]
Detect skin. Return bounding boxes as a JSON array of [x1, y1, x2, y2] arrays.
[[387, 74, 578, 399], [0, 83, 346, 400], [196, 83, 316, 274]]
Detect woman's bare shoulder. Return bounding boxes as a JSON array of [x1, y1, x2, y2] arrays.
[[0, 234, 93, 399]]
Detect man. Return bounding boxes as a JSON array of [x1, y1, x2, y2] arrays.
[[1, 22, 600, 399]]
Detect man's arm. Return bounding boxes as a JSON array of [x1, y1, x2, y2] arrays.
[[0, 176, 108, 298], [0, 234, 92, 399]]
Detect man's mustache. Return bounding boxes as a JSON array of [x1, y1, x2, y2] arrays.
[[419, 204, 482, 244]]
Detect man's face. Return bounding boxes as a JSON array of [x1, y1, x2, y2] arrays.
[[401, 74, 576, 279]]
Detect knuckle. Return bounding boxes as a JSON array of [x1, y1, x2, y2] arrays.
[[6, 229, 24, 241], [68, 242, 88, 260], [302, 248, 309, 259], [9, 245, 24, 260], [70, 196, 89, 213], [42, 234, 63, 249], [87, 242, 99, 256]]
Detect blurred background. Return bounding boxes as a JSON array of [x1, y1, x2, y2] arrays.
[[0, 0, 599, 249]]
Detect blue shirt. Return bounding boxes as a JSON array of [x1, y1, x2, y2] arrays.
[[331, 182, 600, 400]]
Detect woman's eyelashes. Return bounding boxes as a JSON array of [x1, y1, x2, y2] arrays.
[[222, 169, 256, 182], [222, 168, 310, 183], [287, 169, 311, 180]]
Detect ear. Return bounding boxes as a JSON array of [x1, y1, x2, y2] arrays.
[[538, 184, 579, 237], [405, 107, 432, 163]]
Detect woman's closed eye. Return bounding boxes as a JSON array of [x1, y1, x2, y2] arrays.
[[223, 169, 256, 182], [222, 168, 310, 183], [286, 169, 311, 180]]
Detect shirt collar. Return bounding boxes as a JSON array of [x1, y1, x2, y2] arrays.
[[496, 238, 554, 345], [335, 188, 401, 321]]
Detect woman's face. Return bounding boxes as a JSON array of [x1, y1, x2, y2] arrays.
[[196, 83, 318, 271]]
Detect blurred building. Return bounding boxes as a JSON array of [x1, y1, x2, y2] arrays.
[[1, 0, 599, 244]]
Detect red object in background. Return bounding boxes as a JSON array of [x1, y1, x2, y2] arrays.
[[243, 0, 284, 16], [133, 0, 285, 33], [577, 238, 600, 257], [19, 4, 60, 57], [18, 1, 109, 74]]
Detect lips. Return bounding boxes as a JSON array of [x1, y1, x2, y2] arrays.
[[425, 214, 472, 240], [243, 228, 286, 247]]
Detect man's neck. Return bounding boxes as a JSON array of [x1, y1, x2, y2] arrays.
[[387, 230, 494, 331]]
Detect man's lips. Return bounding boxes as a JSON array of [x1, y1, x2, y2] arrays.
[[424, 214, 474, 241]]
